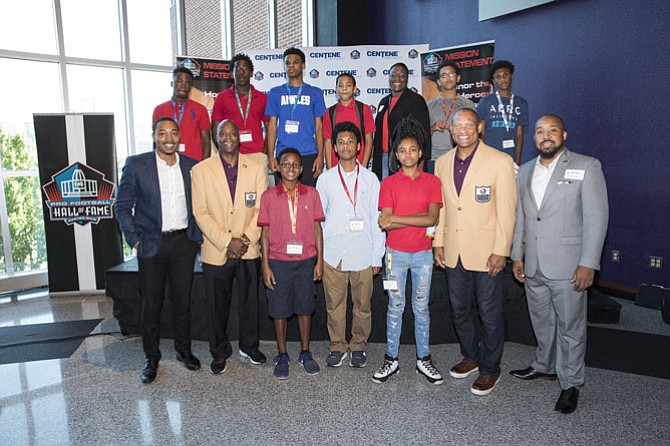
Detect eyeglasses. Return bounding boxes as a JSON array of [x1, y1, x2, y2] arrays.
[[279, 162, 302, 169], [439, 72, 458, 79]]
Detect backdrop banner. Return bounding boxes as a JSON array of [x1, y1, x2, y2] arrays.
[[176, 56, 234, 114]]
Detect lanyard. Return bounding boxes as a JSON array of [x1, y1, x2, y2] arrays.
[[285, 83, 304, 119], [337, 162, 360, 214], [283, 184, 299, 235], [172, 100, 186, 126], [495, 91, 514, 132], [234, 86, 252, 128], [441, 95, 457, 122]]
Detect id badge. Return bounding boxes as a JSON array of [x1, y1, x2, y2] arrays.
[[285, 120, 300, 134], [426, 225, 436, 239], [286, 240, 303, 255], [349, 218, 364, 232], [383, 275, 398, 291], [240, 130, 253, 143], [502, 139, 515, 149], [179, 143, 186, 152]]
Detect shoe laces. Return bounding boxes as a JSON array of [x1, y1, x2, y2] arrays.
[[420, 358, 439, 375], [379, 358, 396, 373]]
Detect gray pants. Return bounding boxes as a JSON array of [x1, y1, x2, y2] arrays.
[[525, 267, 587, 390]]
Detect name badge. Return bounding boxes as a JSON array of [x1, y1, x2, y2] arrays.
[[564, 169, 585, 181], [426, 226, 436, 239], [349, 219, 364, 232], [383, 275, 398, 291], [240, 130, 253, 143], [179, 143, 186, 152], [285, 120, 300, 134], [502, 139, 515, 149], [286, 242, 303, 255]]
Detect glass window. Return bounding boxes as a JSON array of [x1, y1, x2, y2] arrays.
[[60, 0, 122, 60], [131, 70, 172, 154], [0, 1, 58, 55], [4, 176, 46, 273], [66, 64, 129, 160], [127, 0, 174, 65]]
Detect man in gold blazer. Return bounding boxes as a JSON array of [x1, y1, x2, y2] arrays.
[[192, 120, 269, 374], [433, 108, 517, 396]]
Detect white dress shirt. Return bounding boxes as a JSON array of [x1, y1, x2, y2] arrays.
[[531, 150, 563, 208], [155, 153, 188, 232]]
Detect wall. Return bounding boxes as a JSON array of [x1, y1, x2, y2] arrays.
[[367, 0, 670, 290]]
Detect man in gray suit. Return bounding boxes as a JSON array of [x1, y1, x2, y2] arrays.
[[510, 114, 608, 414]]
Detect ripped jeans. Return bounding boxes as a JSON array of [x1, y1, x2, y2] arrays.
[[384, 248, 433, 359]]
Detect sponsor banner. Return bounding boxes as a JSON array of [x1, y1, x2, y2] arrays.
[[244, 44, 428, 114], [420, 41, 495, 103], [176, 56, 234, 114]]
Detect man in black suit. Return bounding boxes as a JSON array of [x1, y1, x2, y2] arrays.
[[115, 117, 203, 383]]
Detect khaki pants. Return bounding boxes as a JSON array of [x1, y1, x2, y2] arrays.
[[322, 261, 373, 352]]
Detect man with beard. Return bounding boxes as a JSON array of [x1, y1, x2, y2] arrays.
[[510, 114, 608, 414]]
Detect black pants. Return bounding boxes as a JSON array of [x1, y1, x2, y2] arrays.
[[138, 233, 198, 361], [203, 258, 261, 360]]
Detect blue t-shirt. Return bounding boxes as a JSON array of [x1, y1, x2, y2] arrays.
[[265, 82, 327, 156], [477, 92, 529, 158]]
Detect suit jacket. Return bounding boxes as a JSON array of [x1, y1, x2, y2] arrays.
[[115, 151, 202, 259], [372, 89, 430, 179], [511, 148, 609, 280], [191, 153, 268, 266], [434, 142, 517, 272]]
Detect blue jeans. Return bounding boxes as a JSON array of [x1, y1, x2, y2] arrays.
[[384, 248, 433, 359]]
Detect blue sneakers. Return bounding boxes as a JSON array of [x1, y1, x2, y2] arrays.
[[326, 351, 347, 367], [273, 353, 289, 380], [349, 350, 367, 368], [298, 351, 321, 375]]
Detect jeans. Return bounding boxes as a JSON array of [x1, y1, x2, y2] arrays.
[[384, 248, 433, 359]]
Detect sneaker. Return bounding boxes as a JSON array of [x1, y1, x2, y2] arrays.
[[298, 351, 321, 375], [415, 355, 443, 384], [471, 373, 501, 396], [273, 353, 289, 380], [372, 355, 399, 383], [326, 351, 347, 368], [240, 349, 267, 365], [450, 358, 479, 379], [349, 350, 367, 368]]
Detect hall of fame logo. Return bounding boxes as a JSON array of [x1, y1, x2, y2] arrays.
[[254, 71, 264, 81], [422, 53, 443, 75], [350, 50, 361, 60], [43, 162, 116, 226], [309, 69, 320, 79], [366, 67, 377, 78], [179, 59, 202, 78], [408, 49, 419, 59]]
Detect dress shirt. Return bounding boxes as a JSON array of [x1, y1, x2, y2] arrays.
[[531, 151, 563, 207], [156, 153, 188, 231], [221, 156, 238, 203], [453, 144, 478, 196]]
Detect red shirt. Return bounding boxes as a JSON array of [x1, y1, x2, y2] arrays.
[[153, 99, 210, 160], [381, 96, 400, 153], [258, 182, 325, 261], [211, 85, 268, 154], [322, 100, 376, 164], [378, 170, 443, 253]]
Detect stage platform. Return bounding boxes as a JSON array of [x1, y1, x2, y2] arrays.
[[106, 259, 538, 346]]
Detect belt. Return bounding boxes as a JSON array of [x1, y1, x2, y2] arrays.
[[161, 228, 187, 237]]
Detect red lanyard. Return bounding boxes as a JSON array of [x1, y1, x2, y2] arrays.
[[337, 163, 359, 213], [441, 95, 457, 121], [283, 184, 299, 235]]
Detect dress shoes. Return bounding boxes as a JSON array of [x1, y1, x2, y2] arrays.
[[510, 366, 557, 381], [140, 359, 159, 384], [239, 349, 268, 365], [555, 387, 580, 414], [176, 351, 201, 371]]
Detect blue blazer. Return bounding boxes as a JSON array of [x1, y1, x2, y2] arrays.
[[115, 151, 202, 259]]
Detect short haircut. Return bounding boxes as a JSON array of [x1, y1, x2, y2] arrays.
[[389, 62, 409, 74], [335, 72, 356, 87], [391, 115, 428, 157], [173, 66, 194, 79], [535, 114, 566, 131], [452, 108, 479, 123], [277, 147, 303, 164], [152, 116, 179, 133], [217, 119, 239, 135], [283, 47, 306, 63], [436, 61, 460, 78], [231, 53, 254, 73], [489, 60, 515, 80], [332, 121, 362, 146]]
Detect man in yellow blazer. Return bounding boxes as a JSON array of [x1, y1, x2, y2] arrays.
[[433, 108, 517, 396], [192, 120, 269, 374]]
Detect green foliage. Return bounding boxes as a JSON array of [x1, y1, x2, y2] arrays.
[[0, 127, 47, 272]]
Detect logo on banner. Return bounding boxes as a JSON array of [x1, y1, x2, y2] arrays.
[[475, 186, 492, 203], [309, 69, 320, 79], [179, 59, 202, 78], [350, 50, 361, 60], [254, 71, 264, 81], [408, 49, 419, 59], [43, 162, 116, 226], [366, 67, 377, 78], [422, 53, 443, 74], [354, 87, 361, 97]]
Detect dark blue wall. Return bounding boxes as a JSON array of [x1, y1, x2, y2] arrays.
[[367, 0, 670, 289]]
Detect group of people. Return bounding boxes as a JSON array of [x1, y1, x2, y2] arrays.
[[115, 47, 609, 416]]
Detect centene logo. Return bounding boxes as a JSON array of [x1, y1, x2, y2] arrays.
[[309, 51, 342, 59], [366, 50, 399, 58]]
